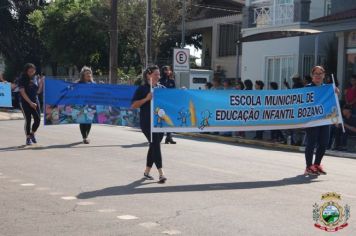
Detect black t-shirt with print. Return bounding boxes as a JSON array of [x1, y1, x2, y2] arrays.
[[18, 74, 39, 103], [132, 83, 151, 130]]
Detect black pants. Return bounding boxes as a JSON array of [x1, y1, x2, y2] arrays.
[[255, 131, 263, 140], [20, 101, 41, 136], [304, 125, 330, 167], [271, 130, 284, 141], [79, 124, 92, 139], [335, 127, 356, 147], [166, 132, 173, 140], [142, 128, 164, 169]]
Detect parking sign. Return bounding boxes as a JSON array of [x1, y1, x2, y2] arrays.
[[173, 48, 190, 71]]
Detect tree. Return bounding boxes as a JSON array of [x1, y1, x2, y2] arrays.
[[29, 0, 110, 75], [0, 0, 46, 80]]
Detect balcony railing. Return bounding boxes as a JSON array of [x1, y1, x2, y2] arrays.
[[253, 2, 294, 27]]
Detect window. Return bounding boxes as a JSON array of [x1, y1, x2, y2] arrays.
[[303, 55, 313, 76], [324, 0, 331, 16], [218, 23, 240, 57], [265, 56, 295, 89], [192, 77, 207, 84]]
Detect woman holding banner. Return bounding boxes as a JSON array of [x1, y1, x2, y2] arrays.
[[78, 66, 94, 144], [304, 66, 338, 176], [18, 63, 41, 145], [131, 65, 167, 183]]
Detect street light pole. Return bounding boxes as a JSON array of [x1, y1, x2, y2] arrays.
[[145, 0, 152, 67], [109, 0, 118, 84], [181, 0, 186, 48]]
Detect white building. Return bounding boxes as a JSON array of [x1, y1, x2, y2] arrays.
[[185, 0, 244, 79], [241, 0, 334, 89]]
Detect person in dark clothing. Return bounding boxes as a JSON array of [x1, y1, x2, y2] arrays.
[[159, 65, 176, 144], [283, 75, 305, 145], [78, 66, 94, 144], [269, 82, 285, 142], [244, 79, 253, 90], [304, 66, 339, 176], [131, 65, 167, 183], [334, 105, 356, 151], [18, 63, 42, 145], [254, 80, 265, 140], [284, 74, 304, 89]]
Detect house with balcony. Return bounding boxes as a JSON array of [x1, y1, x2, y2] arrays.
[[185, 0, 244, 79], [310, 0, 356, 91], [241, 0, 334, 89]]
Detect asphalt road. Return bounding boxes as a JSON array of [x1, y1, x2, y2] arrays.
[[0, 120, 355, 236]]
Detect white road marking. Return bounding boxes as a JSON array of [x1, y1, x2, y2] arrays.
[[162, 230, 182, 235], [117, 215, 138, 220], [98, 209, 117, 213], [35, 187, 50, 191], [76, 201, 95, 206], [61, 196, 77, 200], [20, 183, 36, 187], [49, 192, 64, 196], [139, 222, 160, 228]]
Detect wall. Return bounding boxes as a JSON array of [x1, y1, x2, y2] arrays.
[[331, 0, 356, 14], [241, 37, 300, 82], [309, 0, 329, 20]]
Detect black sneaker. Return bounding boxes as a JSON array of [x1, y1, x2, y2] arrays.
[[158, 175, 167, 183], [26, 137, 32, 146], [83, 139, 90, 144], [30, 134, 37, 144], [144, 173, 154, 180]]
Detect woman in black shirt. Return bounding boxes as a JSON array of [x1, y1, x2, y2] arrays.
[[131, 65, 167, 183], [18, 63, 42, 145]]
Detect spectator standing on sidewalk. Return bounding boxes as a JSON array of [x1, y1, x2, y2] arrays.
[[159, 65, 176, 144], [253, 80, 264, 140], [334, 105, 356, 151]]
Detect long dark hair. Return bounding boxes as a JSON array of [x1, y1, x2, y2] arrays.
[[143, 65, 159, 84]]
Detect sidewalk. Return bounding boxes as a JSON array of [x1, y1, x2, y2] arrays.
[[0, 109, 23, 121], [1, 109, 355, 159], [178, 133, 356, 160]]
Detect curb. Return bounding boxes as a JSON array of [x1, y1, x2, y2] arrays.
[[178, 133, 356, 160]]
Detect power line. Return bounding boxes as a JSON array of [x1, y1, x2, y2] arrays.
[[191, 4, 241, 13]]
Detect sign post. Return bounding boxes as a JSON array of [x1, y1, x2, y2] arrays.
[[173, 48, 190, 72]]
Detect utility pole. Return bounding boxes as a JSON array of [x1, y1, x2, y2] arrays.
[[181, 0, 186, 48], [109, 0, 118, 84], [145, 0, 152, 67]]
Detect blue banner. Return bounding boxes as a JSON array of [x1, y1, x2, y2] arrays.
[[44, 79, 139, 126], [0, 82, 12, 107], [152, 85, 342, 132]]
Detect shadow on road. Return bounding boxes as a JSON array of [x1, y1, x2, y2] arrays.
[[0, 141, 83, 152], [77, 175, 320, 199], [119, 142, 148, 148]]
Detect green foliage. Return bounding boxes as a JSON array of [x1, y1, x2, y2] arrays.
[[29, 0, 109, 72], [1, 0, 202, 77], [0, 0, 46, 80]]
